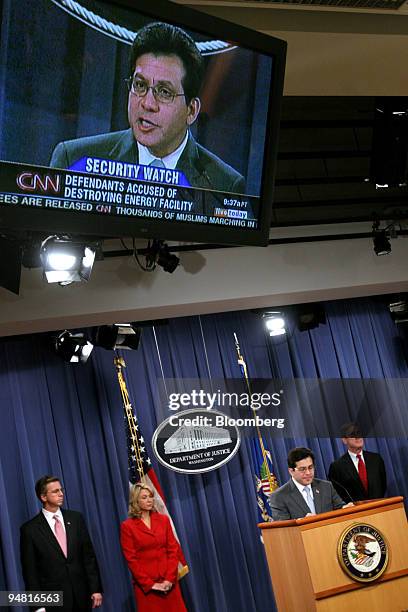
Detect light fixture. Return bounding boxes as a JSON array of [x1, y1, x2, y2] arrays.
[[263, 312, 286, 337], [54, 330, 94, 363], [372, 221, 392, 256], [94, 324, 142, 350], [389, 299, 408, 324], [144, 240, 180, 273], [40, 236, 96, 285], [296, 303, 326, 331]]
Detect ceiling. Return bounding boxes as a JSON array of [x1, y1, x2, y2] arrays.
[[272, 95, 408, 227], [177, 0, 408, 231]]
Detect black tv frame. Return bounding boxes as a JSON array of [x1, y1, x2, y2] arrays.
[[0, 0, 286, 246]]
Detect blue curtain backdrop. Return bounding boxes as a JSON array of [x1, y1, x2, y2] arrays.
[[0, 297, 407, 612]]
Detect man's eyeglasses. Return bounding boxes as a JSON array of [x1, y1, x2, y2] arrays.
[[293, 465, 315, 473], [125, 77, 185, 104]]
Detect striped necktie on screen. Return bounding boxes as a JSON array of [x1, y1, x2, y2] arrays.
[[149, 158, 165, 168]]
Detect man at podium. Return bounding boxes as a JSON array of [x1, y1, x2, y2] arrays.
[[269, 447, 353, 521]]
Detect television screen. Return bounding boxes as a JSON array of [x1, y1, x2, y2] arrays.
[[0, 0, 286, 246]]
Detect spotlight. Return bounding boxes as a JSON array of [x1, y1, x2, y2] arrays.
[[145, 240, 180, 273], [40, 236, 96, 285], [296, 303, 326, 331], [263, 312, 286, 337], [94, 324, 142, 350], [389, 299, 408, 324], [55, 330, 94, 363], [157, 244, 180, 273], [372, 221, 392, 256]]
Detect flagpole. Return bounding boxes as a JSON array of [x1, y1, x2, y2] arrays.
[[114, 356, 146, 484], [233, 333, 277, 493], [114, 354, 189, 577]]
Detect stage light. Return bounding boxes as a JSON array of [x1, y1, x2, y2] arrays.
[[94, 324, 142, 350], [372, 226, 391, 256], [296, 303, 326, 331], [40, 236, 96, 285], [144, 240, 180, 273], [55, 330, 94, 363], [156, 243, 180, 273], [263, 312, 286, 336], [389, 299, 408, 324]]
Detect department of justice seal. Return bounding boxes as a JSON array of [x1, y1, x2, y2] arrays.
[[337, 523, 388, 583], [152, 409, 240, 474]]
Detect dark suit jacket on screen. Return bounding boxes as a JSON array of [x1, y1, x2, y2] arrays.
[[50, 129, 245, 194], [269, 478, 346, 521], [20, 509, 102, 612], [328, 450, 387, 502]]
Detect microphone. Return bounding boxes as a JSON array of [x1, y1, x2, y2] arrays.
[[193, 155, 212, 188], [330, 479, 355, 504], [192, 156, 227, 214], [193, 153, 250, 217]]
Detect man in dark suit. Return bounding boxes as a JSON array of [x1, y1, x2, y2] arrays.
[[20, 475, 103, 612], [328, 423, 387, 502], [50, 22, 245, 195], [269, 447, 352, 521]]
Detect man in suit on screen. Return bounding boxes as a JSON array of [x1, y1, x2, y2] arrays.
[[328, 422, 387, 502], [20, 475, 103, 612], [50, 21, 245, 195], [269, 447, 352, 521]]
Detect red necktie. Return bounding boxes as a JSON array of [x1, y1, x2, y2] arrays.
[[357, 453, 368, 492], [53, 515, 67, 557]]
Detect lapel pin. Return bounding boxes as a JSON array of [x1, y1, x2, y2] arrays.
[[316, 489, 319, 494]]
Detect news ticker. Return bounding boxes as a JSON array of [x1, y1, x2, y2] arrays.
[[0, 591, 63, 607], [0, 160, 259, 229]]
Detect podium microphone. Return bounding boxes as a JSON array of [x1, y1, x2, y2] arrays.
[[330, 479, 355, 504]]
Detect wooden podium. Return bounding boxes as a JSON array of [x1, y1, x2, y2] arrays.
[[259, 497, 408, 611]]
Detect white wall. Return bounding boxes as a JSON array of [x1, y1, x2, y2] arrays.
[[177, 2, 408, 96], [1, 224, 407, 336]]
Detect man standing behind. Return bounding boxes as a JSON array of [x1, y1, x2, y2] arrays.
[[50, 22, 245, 194], [269, 447, 351, 521], [20, 475, 103, 612], [328, 423, 387, 502]]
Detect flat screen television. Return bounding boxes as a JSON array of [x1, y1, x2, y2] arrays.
[[0, 0, 286, 246]]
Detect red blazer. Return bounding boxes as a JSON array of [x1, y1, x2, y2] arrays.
[[120, 513, 179, 594]]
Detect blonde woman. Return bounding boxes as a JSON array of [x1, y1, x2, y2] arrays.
[[120, 483, 187, 612]]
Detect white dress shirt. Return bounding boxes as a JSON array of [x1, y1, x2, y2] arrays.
[[292, 477, 315, 505], [137, 130, 189, 169], [42, 507, 66, 532]]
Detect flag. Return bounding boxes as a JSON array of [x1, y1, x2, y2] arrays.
[[115, 356, 189, 577], [234, 333, 278, 522], [251, 440, 278, 522]]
